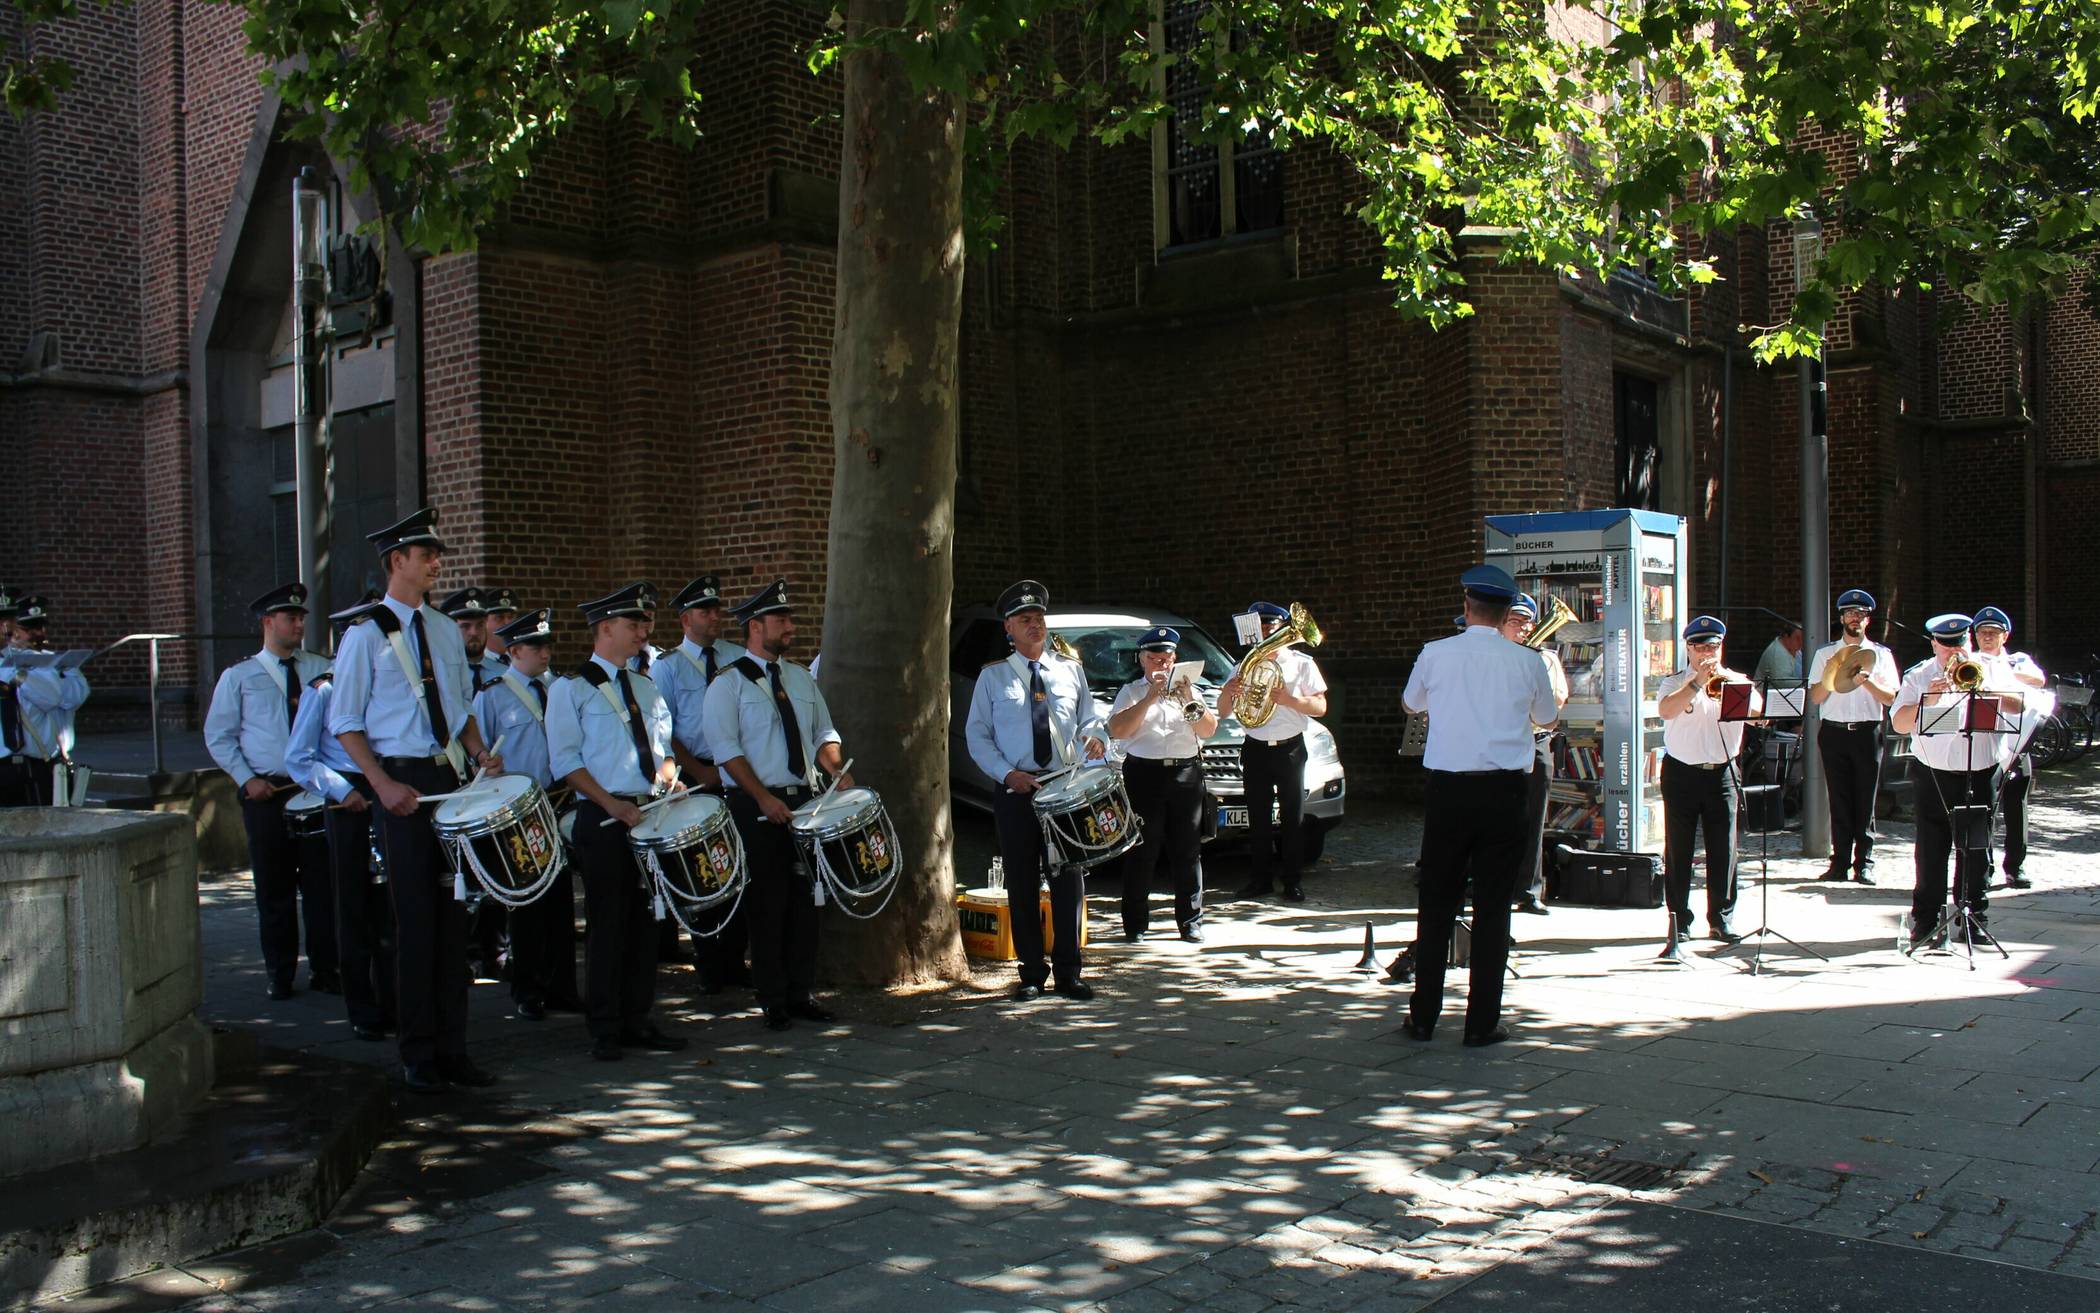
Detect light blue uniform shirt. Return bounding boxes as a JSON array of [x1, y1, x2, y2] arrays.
[[546, 654, 674, 797], [965, 651, 1103, 781], [701, 654, 840, 790], [327, 595, 479, 758], [203, 648, 332, 784], [11, 660, 92, 760], [474, 670, 554, 789], [285, 678, 360, 802], [651, 637, 747, 762]]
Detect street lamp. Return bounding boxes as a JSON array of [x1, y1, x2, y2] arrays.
[[1795, 218, 1830, 858], [291, 165, 330, 620]]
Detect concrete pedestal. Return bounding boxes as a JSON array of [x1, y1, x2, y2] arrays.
[[0, 809, 212, 1177]]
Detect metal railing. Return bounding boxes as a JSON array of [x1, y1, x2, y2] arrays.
[[87, 633, 253, 775]]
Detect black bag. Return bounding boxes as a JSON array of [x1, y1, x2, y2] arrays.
[[1551, 845, 1664, 909], [1200, 791, 1220, 840]]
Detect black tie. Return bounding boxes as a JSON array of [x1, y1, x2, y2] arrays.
[[703, 645, 718, 683], [635, 647, 651, 674], [768, 662, 808, 782], [616, 670, 656, 788], [409, 611, 452, 747], [1029, 660, 1052, 767], [281, 657, 302, 729], [0, 683, 21, 754], [530, 679, 548, 712]]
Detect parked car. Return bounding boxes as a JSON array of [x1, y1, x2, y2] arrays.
[[948, 604, 1346, 860]]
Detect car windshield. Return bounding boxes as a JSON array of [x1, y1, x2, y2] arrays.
[[1051, 623, 1239, 691]]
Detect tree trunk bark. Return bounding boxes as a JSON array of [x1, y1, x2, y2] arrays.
[[818, 0, 971, 986]]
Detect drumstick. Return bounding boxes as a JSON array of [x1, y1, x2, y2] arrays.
[[469, 733, 507, 785], [598, 784, 694, 826]]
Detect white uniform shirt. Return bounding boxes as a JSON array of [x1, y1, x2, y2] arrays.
[[701, 654, 841, 790], [1894, 652, 2021, 773], [1109, 678, 1206, 760], [1402, 626, 1558, 772], [1809, 639, 1899, 724], [965, 651, 1103, 779], [546, 655, 674, 797], [1658, 669, 1746, 765], [203, 648, 332, 784], [1240, 648, 1328, 742], [327, 596, 479, 758]]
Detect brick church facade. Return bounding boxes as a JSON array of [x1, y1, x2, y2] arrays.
[[3, 0, 2094, 788]]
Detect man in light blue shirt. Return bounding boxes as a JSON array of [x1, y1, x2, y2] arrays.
[[475, 609, 580, 1021], [702, 579, 850, 1032], [203, 582, 338, 1001], [547, 583, 684, 1062], [0, 584, 41, 806], [7, 595, 92, 806], [286, 592, 393, 1039]]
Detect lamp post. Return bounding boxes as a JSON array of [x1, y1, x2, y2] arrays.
[[1795, 219, 1830, 859], [291, 165, 330, 619]]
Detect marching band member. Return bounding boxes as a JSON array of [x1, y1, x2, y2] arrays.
[[330, 508, 505, 1094], [964, 581, 1106, 1001], [440, 588, 502, 692], [1400, 565, 1558, 1046], [1501, 593, 1568, 917], [1974, 606, 2047, 890], [1891, 613, 2025, 945], [483, 587, 522, 666], [441, 586, 506, 978], [1656, 616, 1758, 944], [286, 592, 395, 1039], [702, 580, 850, 1031], [547, 584, 686, 1060], [475, 609, 580, 1022], [1221, 601, 1328, 905], [654, 574, 753, 994], [8, 595, 90, 807], [204, 582, 339, 999], [1806, 589, 1899, 883], [1108, 626, 1220, 942]]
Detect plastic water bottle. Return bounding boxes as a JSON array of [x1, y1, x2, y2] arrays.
[[989, 856, 1005, 892]]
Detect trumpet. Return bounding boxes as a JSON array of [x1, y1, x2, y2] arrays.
[[1157, 670, 1207, 723], [1947, 652, 1984, 692], [1524, 594, 1578, 649], [1704, 668, 1749, 698]]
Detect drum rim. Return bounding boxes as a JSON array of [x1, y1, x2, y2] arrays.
[[630, 798, 733, 852], [430, 775, 541, 829], [1033, 765, 1121, 808], [790, 790, 883, 839], [285, 791, 327, 812], [433, 787, 553, 839]]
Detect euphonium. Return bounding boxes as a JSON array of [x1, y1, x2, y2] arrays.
[[1524, 594, 1577, 649], [1948, 652, 1985, 692], [1233, 602, 1324, 728]]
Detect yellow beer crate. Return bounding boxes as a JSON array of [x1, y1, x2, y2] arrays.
[[956, 887, 1089, 960]]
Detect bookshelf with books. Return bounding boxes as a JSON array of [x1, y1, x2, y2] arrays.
[[1486, 508, 1687, 855]]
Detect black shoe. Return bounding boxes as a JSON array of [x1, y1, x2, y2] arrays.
[[1462, 1026, 1510, 1048], [350, 1024, 388, 1042], [1514, 899, 1550, 916], [545, 993, 587, 1014], [400, 1062, 449, 1093], [1818, 867, 1846, 882], [1852, 869, 1875, 886], [309, 971, 343, 995], [698, 977, 732, 996], [621, 1027, 689, 1052], [1011, 982, 1044, 1001], [1384, 948, 1416, 984], [1180, 925, 1205, 943], [592, 1037, 623, 1061], [1052, 979, 1095, 1001], [436, 1057, 496, 1088], [786, 999, 835, 1023], [1402, 1019, 1435, 1042], [1121, 930, 1143, 944], [266, 978, 296, 1001], [1282, 884, 1306, 903], [762, 1007, 793, 1032], [2007, 873, 2033, 890], [1235, 883, 1274, 900], [515, 999, 546, 1022], [1710, 926, 1744, 944]]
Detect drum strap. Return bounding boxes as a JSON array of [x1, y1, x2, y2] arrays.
[[1006, 653, 1074, 766], [368, 606, 468, 777], [499, 672, 546, 725]]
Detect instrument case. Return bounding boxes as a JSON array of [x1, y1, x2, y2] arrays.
[[1548, 845, 1664, 909]]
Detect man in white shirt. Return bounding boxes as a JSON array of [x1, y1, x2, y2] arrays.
[[1656, 616, 1760, 944], [1109, 626, 1222, 942], [1806, 588, 1900, 883], [1499, 593, 1569, 916], [1973, 606, 2047, 890], [1220, 601, 1328, 904], [1399, 565, 1559, 1048], [1893, 613, 2026, 944]]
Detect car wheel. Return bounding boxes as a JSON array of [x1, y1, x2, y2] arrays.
[[1301, 820, 1328, 865]]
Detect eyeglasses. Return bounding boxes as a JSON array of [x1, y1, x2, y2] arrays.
[[1838, 608, 1870, 619], [1688, 637, 1722, 647]]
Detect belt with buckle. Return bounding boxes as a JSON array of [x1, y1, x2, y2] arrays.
[[1826, 720, 1879, 730], [1243, 735, 1302, 749], [1669, 757, 1727, 770], [1127, 754, 1197, 768]]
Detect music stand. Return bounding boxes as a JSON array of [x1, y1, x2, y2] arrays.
[[1903, 693, 2010, 968], [1721, 682, 1826, 974]]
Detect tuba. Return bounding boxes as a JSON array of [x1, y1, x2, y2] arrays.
[[1524, 595, 1578, 649], [1233, 603, 1323, 728]]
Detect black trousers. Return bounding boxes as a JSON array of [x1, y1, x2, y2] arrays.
[[510, 865, 579, 1009], [1910, 761, 1999, 929], [1660, 756, 1739, 930], [691, 787, 751, 987], [1516, 734, 1553, 904], [1411, 769, 1526, 1037], [1242, 735, 1306, 891], [324, 793, 396, 1030], [1818, 720, 1885, 873], [368, 758, 471, 1067], [0, 755, 50, 806], [469, 899, 509, 978], [1121, 756, 1205, 934], [574, 797, 659, 1040], [727, 787, 820, 1009], [239, 783, 340, 987], [2000, 756, 2031, 877], [992, 786, 1084, 987]]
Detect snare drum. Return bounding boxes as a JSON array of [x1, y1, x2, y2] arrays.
[[790, 787, 903, 916], [284, 790, 327, 839], [430, 775, 565, 905], [1032, 765, 1140, 869], [629, 793, 746, 933]]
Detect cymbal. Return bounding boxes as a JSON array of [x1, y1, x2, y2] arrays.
[[1827, 645, 1876, 694]]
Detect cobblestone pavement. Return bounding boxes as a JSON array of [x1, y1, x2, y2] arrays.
[[37, 765, 2100, 1312]]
